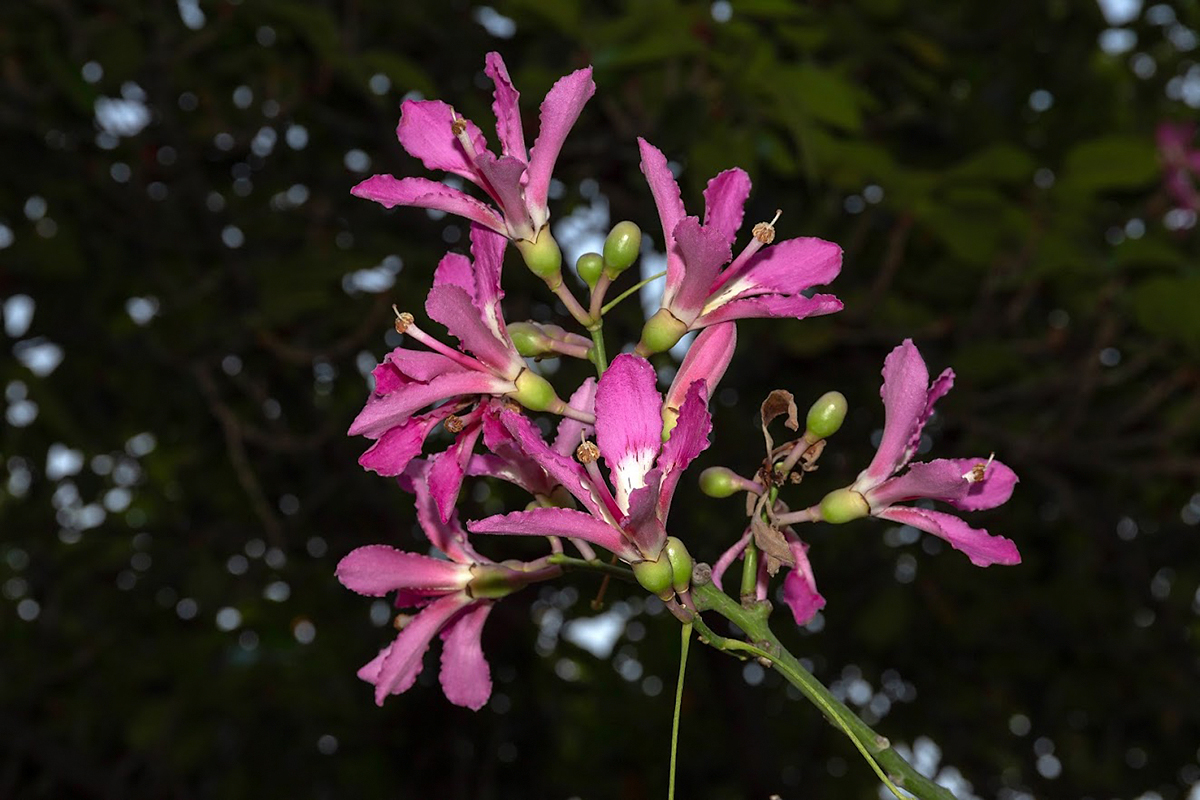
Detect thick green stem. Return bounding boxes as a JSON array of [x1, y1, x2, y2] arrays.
[[691, 581, 955, 800], [587, 322, 608, 375]]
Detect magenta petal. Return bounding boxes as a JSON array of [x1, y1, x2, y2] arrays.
[[337, 545, 469, 597], [875, 506, 1021, 567], [622, 471, 667, 560], [349, 370, 513, 438], [669, 217, 734, 322], [657, 380, 712, 519], [665, 323, 737, 413], [473, 151, 533, 234], [440, 602, 494, 710], [484, 52, 527, 162], [469, 224, 510, 342], [381, 349, 470, 384], [859, 340, 930, 485], [866, 458, 1018, 512], [595, 355, 664, 509], [427, 424, 483, 522], [425, 284, 522, 376], [525, 66, 596, 224], [433, 251, 477, 298], [904, 367, 955, 463], [729, 236, 842, 296], [781, 540, 825, 626], [410, 463, 481, 564], [711, 528, 752, 590], [468, 507, 636, 561], [500, 411, 605, 517], [358, 407, 455, 476], [369, 593, 473, 705], [351, 175, 506, 234], [702, 168, 751, 247], [396, 99, 487, 183], [694, 292, 843, 327], [552, 377, 598, 456], [638, 138, 687, 297]]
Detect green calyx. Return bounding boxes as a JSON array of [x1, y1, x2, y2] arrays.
[[818, 488, 870, 524], [576, 252, 604, 289], [515, 228, 563, 283], [511, 369, 561, 413], [806, 391, 848, 440], [663, 537, 693, 594], [467, 564, 523, 600], [602, 221, 641, 277], [638, 308, 688, 355], [699, 467, 741, 499], [633, 555, 674, 599], [508, 322, 551, 358]]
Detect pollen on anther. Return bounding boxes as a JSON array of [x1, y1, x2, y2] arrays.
[[393, 613, 413, 631], [752, 209, 782, 244], [576, 440, 600, 464], [962, 452, 995, 484], [450, 118, 467, 137], [392, 305, 415, 334], [445, 415, 465, 434]]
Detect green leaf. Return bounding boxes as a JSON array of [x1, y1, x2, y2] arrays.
[[1131, 276, 1200, 350], [1059, 135, 1160, 194], [786, 64, 865, 132]]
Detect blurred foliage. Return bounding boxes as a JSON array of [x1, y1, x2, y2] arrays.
[[2, 1, 1199, 799]]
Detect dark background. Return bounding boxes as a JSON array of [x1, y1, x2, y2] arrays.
[[2, 1, 1199, 798]]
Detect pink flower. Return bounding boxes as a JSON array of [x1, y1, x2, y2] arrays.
[[818, 340, 1020, 567], [351, 53, 595, 243], [337, 468, 559, 710], [1156, 121, 1200, 211], [636, 139, 843, 354], [468, 354, 711, 564], [352, 225, 577, 511]]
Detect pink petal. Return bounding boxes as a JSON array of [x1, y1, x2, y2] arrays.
[[396, 99, 488, 183], [380, 348, 470, 384], [351, 175, 506, 235], [657, 380, 712, 519], [875, 506, 1021, 568], [484, 52, 527, 162], [665, 323, 737, 414], [693, 292, 843, 327], [427, 423, 483, 522], [410, 462, 482, 565], [357, 406, 456, 476], [525, 66, 596, 226], [669, 217, 733, 323], [425, 284, 522, 377], [857, 340, 930, 486], [439, 601, 495, 710], [702, 168, 751, 247], [724, 236, 842, 297], [552, 377, 597, 456], [638, 138, 687, 300], [473, 151, 533, 236], [337, 545, 469, 597], [348, 370, 513, 438], [781, 540, 825, 626], [595, 355, 664, 511], [433, 251, 477, 298], [905, 368, 954, 463], [468, 507, 637, 561], [622, 471, 667, 560], [711, 528, 752, 590], [368, 593, 474, 706], [866, 457, 1018, 511], [500, 410, 607, 518], [469, 224, 510, 342]]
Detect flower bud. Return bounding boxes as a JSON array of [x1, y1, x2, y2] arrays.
[[638, 308, 688, 355], [805, 391, 847, 440], [515, 228, 563, 283], [632, 553, 674, 599], [508, 322, 552, 358], [511, 369, 561, 413], [576, 252, 604, 289], [663, 536, 693, 593], [699, 467, 742, 498], [603, 221, 641, 276], [818, 488, 870, 524]]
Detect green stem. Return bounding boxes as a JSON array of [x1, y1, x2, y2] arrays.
[[668, 622, 692, 800], [690, 581, 955, 800], [588, 322, 608, 375], [545, 553, 633, 582], [599, 269, 666, 316], [739, 538, 759, 600]]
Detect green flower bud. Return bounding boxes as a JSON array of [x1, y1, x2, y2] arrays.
[[699, 467, 742, 499], [602, 221, 641, 276], [511, 369, 560, 413], [515, 229, 563, 283], [638, 308, 688, 355], [632, 554, 674, 599], [508, 322, 551, 358], [576, 252, 604, 289], [805, 391, 848, 440], [818, 488, 870, 524], [663, 536, 693, 593]]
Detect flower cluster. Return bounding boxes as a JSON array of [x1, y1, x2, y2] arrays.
[[337, 52, 1021, 711]]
